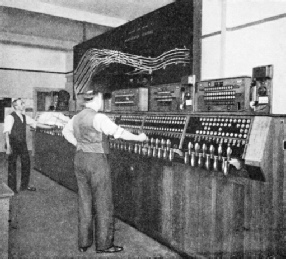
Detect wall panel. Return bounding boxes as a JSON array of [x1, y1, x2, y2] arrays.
[[201, 35, 222, 80], [0, 44, 67, 72], [202, 1, 286, 114], [226, 1, 286, 28], [0, 70, 66, 98], [224, 18, 286, 114], [202, 0, 222, 35]]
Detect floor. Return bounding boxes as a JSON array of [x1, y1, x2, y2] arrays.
[[0, 154, 182, 259]]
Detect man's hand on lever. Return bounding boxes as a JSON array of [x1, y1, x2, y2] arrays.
[[137, 133, 148, 142]]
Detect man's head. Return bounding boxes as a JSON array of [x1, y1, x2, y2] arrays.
[[12, 98, 25, 112], [84, 90, 103, 111]]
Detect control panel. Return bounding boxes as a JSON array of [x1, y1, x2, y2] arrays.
[[149, 83, 183, 112], [142, 115, 187, 156], [196, 76, 252, 112], [111, 87, 148, 112], [106, 112, 275, 180], [109, 114, 144, 152], [117, 114, 144, 134], [36, 109, 272, 182], [109, 114, 187, 161], [105, 113, 121, 123], [182, 115, 252, 174]]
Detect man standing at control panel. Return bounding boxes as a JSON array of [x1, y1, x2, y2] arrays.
[[4, 98, 54, 193], [62, 90, 147, 254]]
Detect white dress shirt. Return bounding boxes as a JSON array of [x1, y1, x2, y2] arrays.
[[3, 113, 37, 134], [62, 112, 124, 147], [37, 112, 70, 126]]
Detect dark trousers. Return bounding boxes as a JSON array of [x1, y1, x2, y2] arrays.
[[8, 142, 31, 193], [74, 151, 114, 250]]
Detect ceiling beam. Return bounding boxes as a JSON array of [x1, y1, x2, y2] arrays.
[[0, 0, 127, 27], [0, 31, 76, 51]]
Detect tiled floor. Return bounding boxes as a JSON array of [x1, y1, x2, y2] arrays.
[[0, 154, 182, 258]]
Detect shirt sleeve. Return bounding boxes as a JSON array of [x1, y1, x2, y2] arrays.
[[25, 115, 37, 128], [93, 113, 125, 139], [58, 113, 70, 122], [3, 115, 14, 134], [62, 116, 77, 146]]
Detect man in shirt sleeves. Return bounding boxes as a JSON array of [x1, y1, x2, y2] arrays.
[[62, 90, 147, 254], [3, 98, 54, 193]]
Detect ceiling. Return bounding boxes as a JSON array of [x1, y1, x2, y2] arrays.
[[0, 0, 177, 51], [1, 0, 175, 27]]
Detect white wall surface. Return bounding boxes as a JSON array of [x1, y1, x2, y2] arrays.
[[201, 35, 222, 80], [0, 70, 66, 99], [202, 0, 286, 114], [202, 0, 222, 35], [0, 70, 66, 98], [0, 43, 69, 99], [226, 0, 286, 28], [0, 43, 70, 151], [65, 51, 74, 72], [0, 44, 67, 72]]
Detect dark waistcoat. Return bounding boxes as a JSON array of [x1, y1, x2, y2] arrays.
[[73, 109, 109, 153], [10, 111, 27, 145]]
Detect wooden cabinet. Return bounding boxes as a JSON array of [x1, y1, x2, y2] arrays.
[[34, 116, 286, 258], [34, 132, 77, 192], [109, 154, 284, 258], [108, 116, 285, 258]]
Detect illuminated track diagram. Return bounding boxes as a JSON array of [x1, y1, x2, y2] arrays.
[[74, 48, 190, 95]]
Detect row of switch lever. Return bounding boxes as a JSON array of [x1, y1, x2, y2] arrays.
[[110, 137, 172, 151], [110, 141, 230, 176], [110, 140, 175, 160], [184, 151, 230, 175], [187, 142, 232, 158], [144, 126, 183, 132], [185, 136, 245, 148], [110, 138, 233, 176]]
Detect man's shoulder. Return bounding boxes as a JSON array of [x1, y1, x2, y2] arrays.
[[9, 111, 16, 116], [74, 109, 97, 121], [6, 112, 17, 121], [4, 113, 14, 122], [78, 108, 97, 115], [94, 112, 108, 119]]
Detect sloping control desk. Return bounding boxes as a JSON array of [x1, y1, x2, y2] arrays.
[[34, 112, 286, 258]]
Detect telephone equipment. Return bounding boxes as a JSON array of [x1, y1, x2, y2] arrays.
[[250, 65, 273, 114]]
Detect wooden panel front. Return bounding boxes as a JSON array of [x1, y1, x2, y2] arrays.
[[34, 116, 285, 258], [34, 132, 77, 192], [109, 117, 285, 258]]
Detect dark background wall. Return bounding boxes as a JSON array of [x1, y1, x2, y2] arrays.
[[73, 1, 194, 92]]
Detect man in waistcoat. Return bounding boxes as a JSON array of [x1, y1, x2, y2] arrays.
[[4, 98, 54, 193], [62, 90, 147, 254]]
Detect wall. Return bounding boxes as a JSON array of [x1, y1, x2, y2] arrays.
[[202, 0, 286, 238], [0, 6, 111, 48], [0, 43, 69, 152], [202, 0, 286, 114], [0, 43, 68, 97], [0, 6, 111, 153]]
